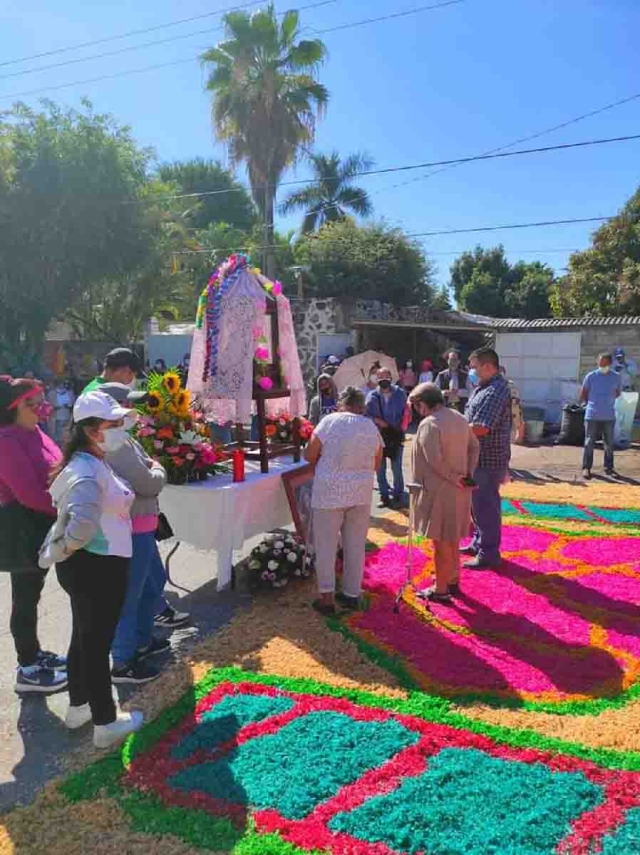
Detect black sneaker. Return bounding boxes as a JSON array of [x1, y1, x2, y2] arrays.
[[136, 637, 171, 661], [15, 666, 68, 694], [153, 606, 190, 628], [448, 582, 462, 597], [605, 469, 619, 478], [336, 592, 360, 610], [459, 545, 477, 557], [111, 660, 160, 684], [377, 497, 391, 509]]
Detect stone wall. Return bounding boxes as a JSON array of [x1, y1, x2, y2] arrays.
[[578, 326, 640, 380], [290, 298, 339, 388]]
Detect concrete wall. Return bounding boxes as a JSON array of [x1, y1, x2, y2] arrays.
[[578, 327, 640, 380]]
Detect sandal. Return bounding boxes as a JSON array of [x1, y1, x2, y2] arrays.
[[448, 582, 461, 597], [312, 599, 336, 617], [417, 585, 452, 604]]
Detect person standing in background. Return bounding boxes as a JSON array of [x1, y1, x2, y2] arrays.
[[309, 373, 338, 426], [0, 377, 68, 694], [581, 352, 621, 479], [47, 379, 75, 446], [366, 368, 407, 508], [398, 361, 417, 393], [84, 348, 141, 393], [418, 360, 434, 385], [463, 347, 511, 570], [435, 351, 470, 413]]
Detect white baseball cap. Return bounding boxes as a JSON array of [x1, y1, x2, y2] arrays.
[[73, 391, 129, 423]]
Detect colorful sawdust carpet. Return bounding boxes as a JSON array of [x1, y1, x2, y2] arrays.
[[501, 499, 640, 527], [341, 504, 640, 714], [59, 668, 640, 854]]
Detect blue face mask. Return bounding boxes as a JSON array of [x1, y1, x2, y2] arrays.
[[468, 369, 478, 384]]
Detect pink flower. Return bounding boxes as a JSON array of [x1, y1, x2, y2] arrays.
[[153, 440, 163, 450], [254, 346, 269, 362], [199, 446, 218, 465], [273, 280, 283, 296], [252, 325, 264, 340], [258, 376, 274, 391], [166, 446, 180, 455], [186, 453, 195, 461], [138, 427, 156, 438]]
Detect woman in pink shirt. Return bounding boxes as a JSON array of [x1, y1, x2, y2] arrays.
[[0, 377, 68, 694]]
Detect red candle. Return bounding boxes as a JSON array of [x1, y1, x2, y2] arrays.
[[232, 449, 245, 483]]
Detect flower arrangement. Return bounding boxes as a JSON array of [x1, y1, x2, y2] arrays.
[[264, 413, 314, 446], [133, 369, 227, 485], [248, 532, 314, 589]]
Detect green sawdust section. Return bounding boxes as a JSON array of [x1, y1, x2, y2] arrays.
[[350, 521, 640, 717], [57, 667, 640, 854]]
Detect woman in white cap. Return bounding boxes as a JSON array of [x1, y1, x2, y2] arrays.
[[39, 391, 143, 749]]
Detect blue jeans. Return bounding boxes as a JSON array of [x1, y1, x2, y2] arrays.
[[582, 419, 615, 472], [112, 533, 165, 665], [471, 467, 506, 565], [209, 423, 233, 444], [377, 446, 404, 501]]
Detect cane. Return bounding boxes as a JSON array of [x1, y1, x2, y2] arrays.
[[394, 484, 425, 614]]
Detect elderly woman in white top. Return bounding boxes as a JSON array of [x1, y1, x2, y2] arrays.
[[305, 386, 383, 616]]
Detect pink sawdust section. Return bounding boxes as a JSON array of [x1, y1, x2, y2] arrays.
[[350, 526, 640, 703]]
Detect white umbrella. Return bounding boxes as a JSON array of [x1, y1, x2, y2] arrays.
[[332, 350, 399, 393]]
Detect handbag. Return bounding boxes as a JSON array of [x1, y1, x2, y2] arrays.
[[0, 503, 53, 574], [155, 512, 174, 542], [377, 397, 405, 459]]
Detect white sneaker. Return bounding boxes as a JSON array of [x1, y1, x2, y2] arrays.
[[93, 710, 144, 749], [65, 703, 92, 730]]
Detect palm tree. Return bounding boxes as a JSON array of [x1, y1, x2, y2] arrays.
[[279, 151, 374, 233], [202, 6, 328, 277]]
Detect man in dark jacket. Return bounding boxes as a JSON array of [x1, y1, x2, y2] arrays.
[[366, 369, 407, 508], [435, 350, 470, 413]]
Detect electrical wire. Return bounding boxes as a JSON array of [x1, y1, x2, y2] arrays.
[[312, 0, 464, 33]]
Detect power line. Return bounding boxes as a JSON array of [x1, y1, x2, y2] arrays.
[[313, 0, 464, 33], [0, 1, 462, 102], [125, 133, 640, 204], [0, 2, 271, 69], [169, 216, 612, 253]]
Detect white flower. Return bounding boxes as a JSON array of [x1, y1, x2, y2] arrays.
[[286, 552, 297, 563], [274, 540, 284, 550], [259, 544, 269, 553], [265, 534, 276, 543], [305, 556, 313, 565], [179, 430, 198, 446], [267, 560, 279, 571], [294, 569, 301, 576]]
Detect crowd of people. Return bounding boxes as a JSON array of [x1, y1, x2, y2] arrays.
[[0, 349, 189, 750]]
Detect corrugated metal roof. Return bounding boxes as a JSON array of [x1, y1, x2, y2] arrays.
[[488, 316, 640, 329]]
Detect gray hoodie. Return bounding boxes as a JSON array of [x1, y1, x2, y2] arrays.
[[106, 436, 166, 519], [308, 374, 339, 426]]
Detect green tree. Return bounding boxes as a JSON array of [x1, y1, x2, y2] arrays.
[[202, 5, 328, 277], [279, 150, 373, 233], [295, 220, 436, 305], [451, 245, 553, 318], [550, 187, 640, 316], [157, 157, 256, 231], [0, 101, 162, 363]]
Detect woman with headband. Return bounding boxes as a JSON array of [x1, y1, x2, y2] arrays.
[[0, 376, 68, 694]]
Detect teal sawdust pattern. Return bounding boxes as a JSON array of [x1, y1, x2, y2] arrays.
[[592, 506, 640, 525], [169, 710, 419, 819], [172, 693, 295, 760], [520, 501, 593, 521], [501, 498, 640, 526], [329, 747, 604, 855], [600, 806, 640, 853]]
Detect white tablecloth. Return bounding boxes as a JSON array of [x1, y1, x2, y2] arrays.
[[159, 456, 306, 589]]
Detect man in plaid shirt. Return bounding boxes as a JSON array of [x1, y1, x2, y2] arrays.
[[463, 347, 512, 568]]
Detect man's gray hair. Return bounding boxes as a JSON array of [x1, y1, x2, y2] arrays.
[[338, 385, 366, 412], [409, 382, 444, 409]]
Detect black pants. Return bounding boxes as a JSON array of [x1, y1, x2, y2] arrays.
[[10, 568, 48, 667], [56, 550, 129, 726]]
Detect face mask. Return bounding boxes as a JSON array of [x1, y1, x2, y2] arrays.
[[124, 411, 138, 431], [406, 361, 413, 368], [599, 366, 611, 374], [97, 426, 128, 453], [320, 387, 331, 396], [468, 369, 478, 384], [369, 374, 377, 384], [379, 379, 391, 390]]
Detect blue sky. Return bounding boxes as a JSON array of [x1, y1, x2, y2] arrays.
[[2, 0, 640, 293]]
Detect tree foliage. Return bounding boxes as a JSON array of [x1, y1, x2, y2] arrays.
[[157, 157, 256, 231], [550, 187, 640, 317], [279, 150, 373, 233], [295, 220, 437, 305], [451, 245, 553, 318], [202, 5, 328, 276]]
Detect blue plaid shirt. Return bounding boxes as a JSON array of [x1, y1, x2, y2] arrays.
[[466, 373, 512, 469]]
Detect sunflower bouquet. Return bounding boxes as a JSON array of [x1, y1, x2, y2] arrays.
[[134, 369, 227, 485]]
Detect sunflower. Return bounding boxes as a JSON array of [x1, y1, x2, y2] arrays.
[[176, 389, 191, 416], [147, 390, 164, 412], [163, 371, 181, 395]]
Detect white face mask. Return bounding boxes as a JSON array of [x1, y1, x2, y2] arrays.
[[124, 411, 138, 431], [97, 426, 128, 453], [599, 365, 611, 375], [407, 361, 413, 368]]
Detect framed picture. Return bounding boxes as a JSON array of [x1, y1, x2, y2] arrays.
[[282, 464, 314, 542]]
